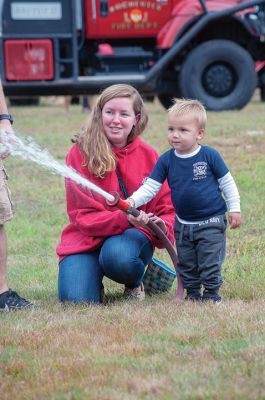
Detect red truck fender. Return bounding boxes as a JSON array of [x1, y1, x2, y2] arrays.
[[157, 0, 256, 48]]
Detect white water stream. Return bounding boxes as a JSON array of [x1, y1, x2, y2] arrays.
[[0, 130, 115, 202]]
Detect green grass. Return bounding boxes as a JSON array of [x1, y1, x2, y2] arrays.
[[0, 95, 265, 400]]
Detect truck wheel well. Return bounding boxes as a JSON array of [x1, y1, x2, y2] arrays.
[[160, 16, 256, 85], [182, 17, 257, 58]]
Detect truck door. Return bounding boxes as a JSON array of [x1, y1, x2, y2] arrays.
[[84, 0, 173, 38]]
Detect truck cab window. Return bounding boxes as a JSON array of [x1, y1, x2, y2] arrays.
[[100, 0, 108, 17]]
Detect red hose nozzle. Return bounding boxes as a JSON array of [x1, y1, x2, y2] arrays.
[[105, 191, 130, 212]]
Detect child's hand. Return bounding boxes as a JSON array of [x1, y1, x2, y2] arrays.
[[125, 197, 135, 208], [228, 212, 241, 229]]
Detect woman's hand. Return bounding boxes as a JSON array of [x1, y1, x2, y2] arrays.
[[127, 210, 150, 227], [127, 211, 167, 233], [148, 215, 167, 233]]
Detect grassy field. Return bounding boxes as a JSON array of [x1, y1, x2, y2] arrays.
[[0, 95, 265, 400]]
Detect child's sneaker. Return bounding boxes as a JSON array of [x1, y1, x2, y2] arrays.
[[100, 285, 105, 303], [124, 283, 145, 301], [185, 289, 201, 302], [0, 289, 35, 311], [185, 294, 202, 302], [202, 291, 222, 304]]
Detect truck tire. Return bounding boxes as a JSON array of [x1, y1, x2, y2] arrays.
[[260, 86, 265, 102], [158, 94, 176, 110], [9, 97, 40, 106], [179, 40, 257, 111]]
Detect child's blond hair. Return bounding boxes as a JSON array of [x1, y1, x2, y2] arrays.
[[168, 98, 207, 129]]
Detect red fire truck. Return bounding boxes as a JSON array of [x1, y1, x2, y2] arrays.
[[1, 0, 265, 110]]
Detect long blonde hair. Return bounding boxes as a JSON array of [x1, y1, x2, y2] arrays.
[[75, 84, 148, 178]]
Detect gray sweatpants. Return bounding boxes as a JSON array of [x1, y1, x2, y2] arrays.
[[174, 215, 227, 295]]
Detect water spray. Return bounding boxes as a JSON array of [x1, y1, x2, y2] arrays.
[[0, 129, 116, 201], [0, 129, 184, 300]]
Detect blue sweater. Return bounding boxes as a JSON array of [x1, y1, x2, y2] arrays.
[[150, 146, 229, 221]]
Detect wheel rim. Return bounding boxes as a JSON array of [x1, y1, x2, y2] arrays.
[[202, 62, 237, 97]]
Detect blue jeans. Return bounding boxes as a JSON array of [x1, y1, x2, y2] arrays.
[[58, 228, 153, 304]]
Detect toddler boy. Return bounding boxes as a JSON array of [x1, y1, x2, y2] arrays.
[[128, 99, 241, 303]]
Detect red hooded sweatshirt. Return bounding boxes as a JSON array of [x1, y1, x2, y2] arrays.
[[56, 136, 175, 259]]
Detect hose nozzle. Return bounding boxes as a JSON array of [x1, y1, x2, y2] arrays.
[[105, 191, 130, 212]]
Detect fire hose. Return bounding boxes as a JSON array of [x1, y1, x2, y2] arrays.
[[105, 191, 184, 301]]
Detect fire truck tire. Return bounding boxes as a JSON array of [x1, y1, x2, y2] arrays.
[[9, 97, 40, 106], [157, 95, 176, 109], [260, 86, 265, 102], [179, 40, 257, 111]]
